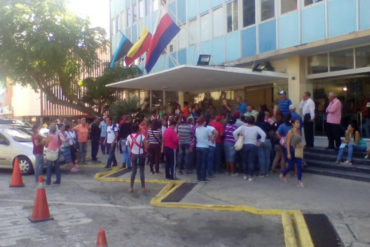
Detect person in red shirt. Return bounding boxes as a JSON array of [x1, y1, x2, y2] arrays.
[[182, 101, 190, 118], [32, 124, 44, 182], [163, 120, 179, 180], [210, 115, 225, 173]]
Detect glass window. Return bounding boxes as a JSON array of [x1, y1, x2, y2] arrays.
[[112, 19, 116, 34], [261, 0, 274, 21], [120, 11, 126, 30], [178, 25, 187, 49], [281, 0, 297, 14], [356, 45, 370, 68], [330, 49, 354, 71], [304, 0, 323, 6], [200, 13, 211, 42], [139, 0, 145, 19], [115, 17, 119, 33], [308, 54, 328, 74], [213, 7, 225, 37], [153, 0, 159, 11], [227, 0, 238, 33], [145, 0, 150, 15], [127, 7, 132, 27], [133, 3, 137, 22], [243, 0, 255, 27], [188, 19, 199, 44]]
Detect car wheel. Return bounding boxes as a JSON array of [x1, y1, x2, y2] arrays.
[[15, 156, 34, 175]]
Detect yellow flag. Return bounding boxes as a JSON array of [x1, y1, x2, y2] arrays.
[[127, 27, 150, 58]]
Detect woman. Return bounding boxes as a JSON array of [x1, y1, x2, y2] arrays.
[[223, 117, 237, 175], [336, 121, 368, 165], [73, 118, 89, 164], [32, 124, 44, 182], [195, 117, 212, 182], [45, 124, 61, 185], [163, 120, 179, 180], [126, 124, 149, 193], [59, 124, 79, 173], [233, 116, 266, 182], [66, 124, 79, 170], [280, 119, 304, 187], [148, 119, 162, 174]]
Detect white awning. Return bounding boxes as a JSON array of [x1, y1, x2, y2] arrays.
[[106, 65, 288, 92]]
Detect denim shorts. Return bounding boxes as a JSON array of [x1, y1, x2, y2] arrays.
[[224, 142, 236, 163]]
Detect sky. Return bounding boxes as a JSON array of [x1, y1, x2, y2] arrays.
[[67, 0, 110, 36]]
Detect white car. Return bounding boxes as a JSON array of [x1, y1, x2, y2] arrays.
[[0, 126, 36, 174]]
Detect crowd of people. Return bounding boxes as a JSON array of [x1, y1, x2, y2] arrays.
[[31, 90, 370, 190]]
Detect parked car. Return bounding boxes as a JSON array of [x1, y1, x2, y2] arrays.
[[0, 126, 35, 174], [0, 119, 32, 134]]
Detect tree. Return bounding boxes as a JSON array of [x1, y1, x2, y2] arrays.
[[110, 97, 140, 123], [0, 0, 108, 116], [82, 66, 142, 115]]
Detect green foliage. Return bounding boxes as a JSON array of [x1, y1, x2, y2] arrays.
[[0, 0, 108, 116], [110, 97, 140, 122]]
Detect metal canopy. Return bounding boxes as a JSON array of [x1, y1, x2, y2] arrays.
[[106, 65, 288, 92]]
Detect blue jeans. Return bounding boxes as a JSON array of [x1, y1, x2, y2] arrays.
[[283, 147, 302, 181], [46, 159, 61, 185], [121, 139, 131, 167], [34, 154, 44, 182], [106, 143, 117, 168], [258, 141, 272, 175], [337, 143, 367, 161], [242, 144, 257, 177], [207, 146, 216, 176], [214, 143, 222, 173], [178, 143, 190, 171], [196, 148, 208, 181]]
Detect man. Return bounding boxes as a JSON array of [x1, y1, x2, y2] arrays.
[[99, 117, 108, 154], [236, 96, 247, 115], [73, 118, 89, 164], [119, 116, 133, 168], [176, 117, 193, 174], [104, 117, 119, 168], [90, 118, 101, 163], [244, 105, 259, 119], [210, 115, 224, 173], [326, 92, 342, 150], [300, 92, 315, 147], [278, 90, 292, 117], [289, 104, 302, 131]]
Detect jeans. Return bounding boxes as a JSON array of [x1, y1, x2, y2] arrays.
[[164, 147, 176, 179], [196, 147, 208, 181], [106, 143, 117, 168], [214, 143, 223, 173], [178, 143, 190, 172], [283, 147, 302, 181], [91, 138, 99, 161], [337, 143, 367, 161], [258, 141, 272, 175], [148, 143, 161, 173], [100, 137, 106, 154], [34, 154, 44, 182], [121, 139, 131, 168], [78, 142, 87, 164], [242, 144, 257, 177], [224, 142, 236, 163], [130, 154, 145, 188], [207, 146, 216, 176], [46, 159, 61, 185]]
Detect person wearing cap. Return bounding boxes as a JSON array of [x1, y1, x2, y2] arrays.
[[289, 104, 302, 131], [300, 92, 315, 147], [210, 115, 224, 173], [278, 90, 292, 117]]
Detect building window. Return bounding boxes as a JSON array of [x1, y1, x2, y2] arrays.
[[153, 0, 159, 11], [145, 0, 150, 15], [188, 19, 199, 44], [243, 0, 255, 27], [139, 0, 145, 19], [308, 54, 328, 74], [227, 0, 238, 33], [200, 13, 211, 42], [261, 0, 275, 21], [213, 7, 225, 37], [133, 3, 137, 22], [304, 0, 323, 6], [356, 45, 370, 68], [178, 26, 187, 49], [120, 11, 126, 30], [281, 0, 297, 14], [127, 7, 132, 27], [112, 19, 116, 34], [330, 49, 354, 71]]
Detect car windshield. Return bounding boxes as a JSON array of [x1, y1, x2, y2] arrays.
[[4, 128, 32, 142]]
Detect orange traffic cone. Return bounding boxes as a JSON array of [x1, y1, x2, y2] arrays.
[[96, 229, 108, 247], [28, 176, 53, 223], [10, 158, 24, 187]]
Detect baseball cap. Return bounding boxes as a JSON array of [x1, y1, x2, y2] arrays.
[[289, 104, 296, 110], [278, 90, 286, 95]]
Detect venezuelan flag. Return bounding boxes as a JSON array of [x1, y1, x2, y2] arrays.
[[125, 27, 152, 67], [110, 34, 133, 68], [145, 14, 180, 73]]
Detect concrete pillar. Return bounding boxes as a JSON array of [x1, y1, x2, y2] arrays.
[[287, 56, 311, 107], [178, 91, 184, 108]]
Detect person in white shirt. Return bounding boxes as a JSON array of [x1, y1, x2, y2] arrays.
[[104, 117, 118, 168], [299, 91, 315, 147], [206, 117, 218, 178], [233, 116, 266, 182]]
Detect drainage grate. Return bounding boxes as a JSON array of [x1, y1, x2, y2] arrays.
[[162, 183, 197, 202], [304, 214, 344, 247]]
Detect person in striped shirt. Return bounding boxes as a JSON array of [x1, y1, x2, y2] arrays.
[[176, 117, 193, 174], [148, 119, 162, 174], [224, 117, 237, 175]]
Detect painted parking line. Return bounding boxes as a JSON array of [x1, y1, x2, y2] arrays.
[[94, 168, 314, 247]]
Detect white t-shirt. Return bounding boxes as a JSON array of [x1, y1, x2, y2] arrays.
[[195, 126, 213, 148], [106, 125, 118, 144], [206, 125, 216, 147], [233, 125, 266, 145], [126, 134, 145, 155]]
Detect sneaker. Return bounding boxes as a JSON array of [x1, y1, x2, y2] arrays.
[[248, 177, 253, 182], [243, 175, 247, 180], [344, 160, 352, 165], [364, 155, 369, 159], [71, 167, 80, 173], [297, 181, 304, 188]]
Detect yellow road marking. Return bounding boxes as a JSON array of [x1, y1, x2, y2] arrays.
[[94, 168, 314, 247]]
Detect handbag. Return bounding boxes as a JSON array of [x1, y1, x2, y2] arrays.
[[45, 148, 59, 161], [294, 144, 304, 159], [234, 135, 244, 151]]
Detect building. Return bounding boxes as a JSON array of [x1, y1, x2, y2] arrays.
[[109, 0, 370, 136]]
